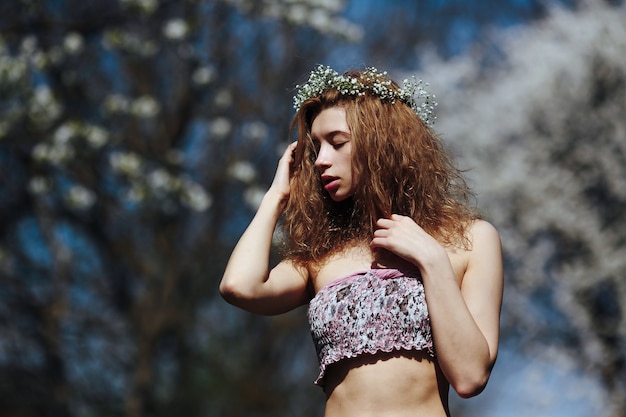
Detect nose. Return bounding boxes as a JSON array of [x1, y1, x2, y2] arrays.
[[314, 143, 331, 171]]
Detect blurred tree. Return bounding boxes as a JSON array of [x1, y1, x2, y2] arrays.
[[420, 2, 626, 415], [0, 0, 360, 416]]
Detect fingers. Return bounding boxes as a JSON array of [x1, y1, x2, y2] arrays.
[[280, 141, 298, 161], [371, 215, 417, 263], [276, 142, 298, 174], [375, 214, 409, 229], [371, 217, 399, 250], [371, 214, 423, 245], [268, 142, 299, 198], [375, 218, 392, 228], [277, 142, 297, 170]]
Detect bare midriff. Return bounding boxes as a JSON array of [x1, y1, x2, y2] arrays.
[[322, 350, 450, 417], [309, 243, 464, 417]]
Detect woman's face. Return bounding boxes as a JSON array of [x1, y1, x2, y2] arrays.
[[311, 106, 356, 202]]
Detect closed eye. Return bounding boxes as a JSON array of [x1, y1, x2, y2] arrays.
[[330, 132, 350, 149]]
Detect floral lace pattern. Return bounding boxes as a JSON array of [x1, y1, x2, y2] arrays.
[[307, 268, 435, 386]]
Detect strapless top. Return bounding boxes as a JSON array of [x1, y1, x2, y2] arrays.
[[307, 268, 435, 386]]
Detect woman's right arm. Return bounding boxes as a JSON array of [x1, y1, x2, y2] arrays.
[[219, 142, 310, 315]]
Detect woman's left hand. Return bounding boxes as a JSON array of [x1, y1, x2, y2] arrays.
[[370, 214, 448, 270]]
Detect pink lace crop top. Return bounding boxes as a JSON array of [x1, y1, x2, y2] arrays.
[[307, 268, 435, 386]]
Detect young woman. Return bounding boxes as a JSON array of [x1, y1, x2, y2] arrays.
[[220, 65, 503, 417]]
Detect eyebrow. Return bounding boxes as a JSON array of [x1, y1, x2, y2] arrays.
[[310, 130, 351, 142]]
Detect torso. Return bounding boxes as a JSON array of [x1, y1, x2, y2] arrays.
[[308, 243, 470, 417]]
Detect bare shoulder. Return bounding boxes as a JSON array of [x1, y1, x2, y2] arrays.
[[462, 219, 503, 288], [468, 219, 501, 245], [447, 220, 501, 283]]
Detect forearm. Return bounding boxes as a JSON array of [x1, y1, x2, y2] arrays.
[[370, 216, 501, 396], [219, 191, 284, 301], [421, 261, 494, 397]]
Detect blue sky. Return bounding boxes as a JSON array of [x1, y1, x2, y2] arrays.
[[451, 345, 607, 416]]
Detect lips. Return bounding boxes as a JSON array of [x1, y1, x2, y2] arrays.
[[321, 175, 340, 192]]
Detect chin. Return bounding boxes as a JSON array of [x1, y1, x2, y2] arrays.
[[328, 192, 353, 203]]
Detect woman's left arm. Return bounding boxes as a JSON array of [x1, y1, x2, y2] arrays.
[[371, 216, 503, 398]]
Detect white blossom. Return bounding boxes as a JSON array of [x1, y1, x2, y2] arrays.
[[85, 125, 109, 148], [47, 143, 75, 164], [103, 93, 130, 113], [120, 0, 159, 14], [53, 124, 76, 145], [242, 121, 268, 142], [209, 117, 232, 139], [30, 50, 46, 69], [109, 151, 142, 176], [32, 143, 50, 162], [103, 29, 158, 56], [315, 0, 343, 12], [28, 176, 51, 195], [192, 66, 215, 86], [28, 85, 62, 125], [163, 19, 189, 40], [31, 141, 74, 165], [63, 32, 84, 54], [66, 185, 96, 210], [259, 0, 361, 41], [126, 184, 146, 203], [213, 89, 232, 109], [33, 85, 53, 103], [131, 95, 160, 118], [243, 186, 266, 210], [308, 9, 332, 32], [0, 52, 28, 84], [180, 181, 212, 211], [147, 168, 175, 192], [286, 4, 308, 24], [228, 161, 256, 183], [20, 36, 37, 54]]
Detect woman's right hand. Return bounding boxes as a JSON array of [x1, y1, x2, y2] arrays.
[[268, 141, 298, 202]]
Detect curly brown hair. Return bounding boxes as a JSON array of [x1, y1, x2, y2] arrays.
[[282, 69, 478, 265]]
